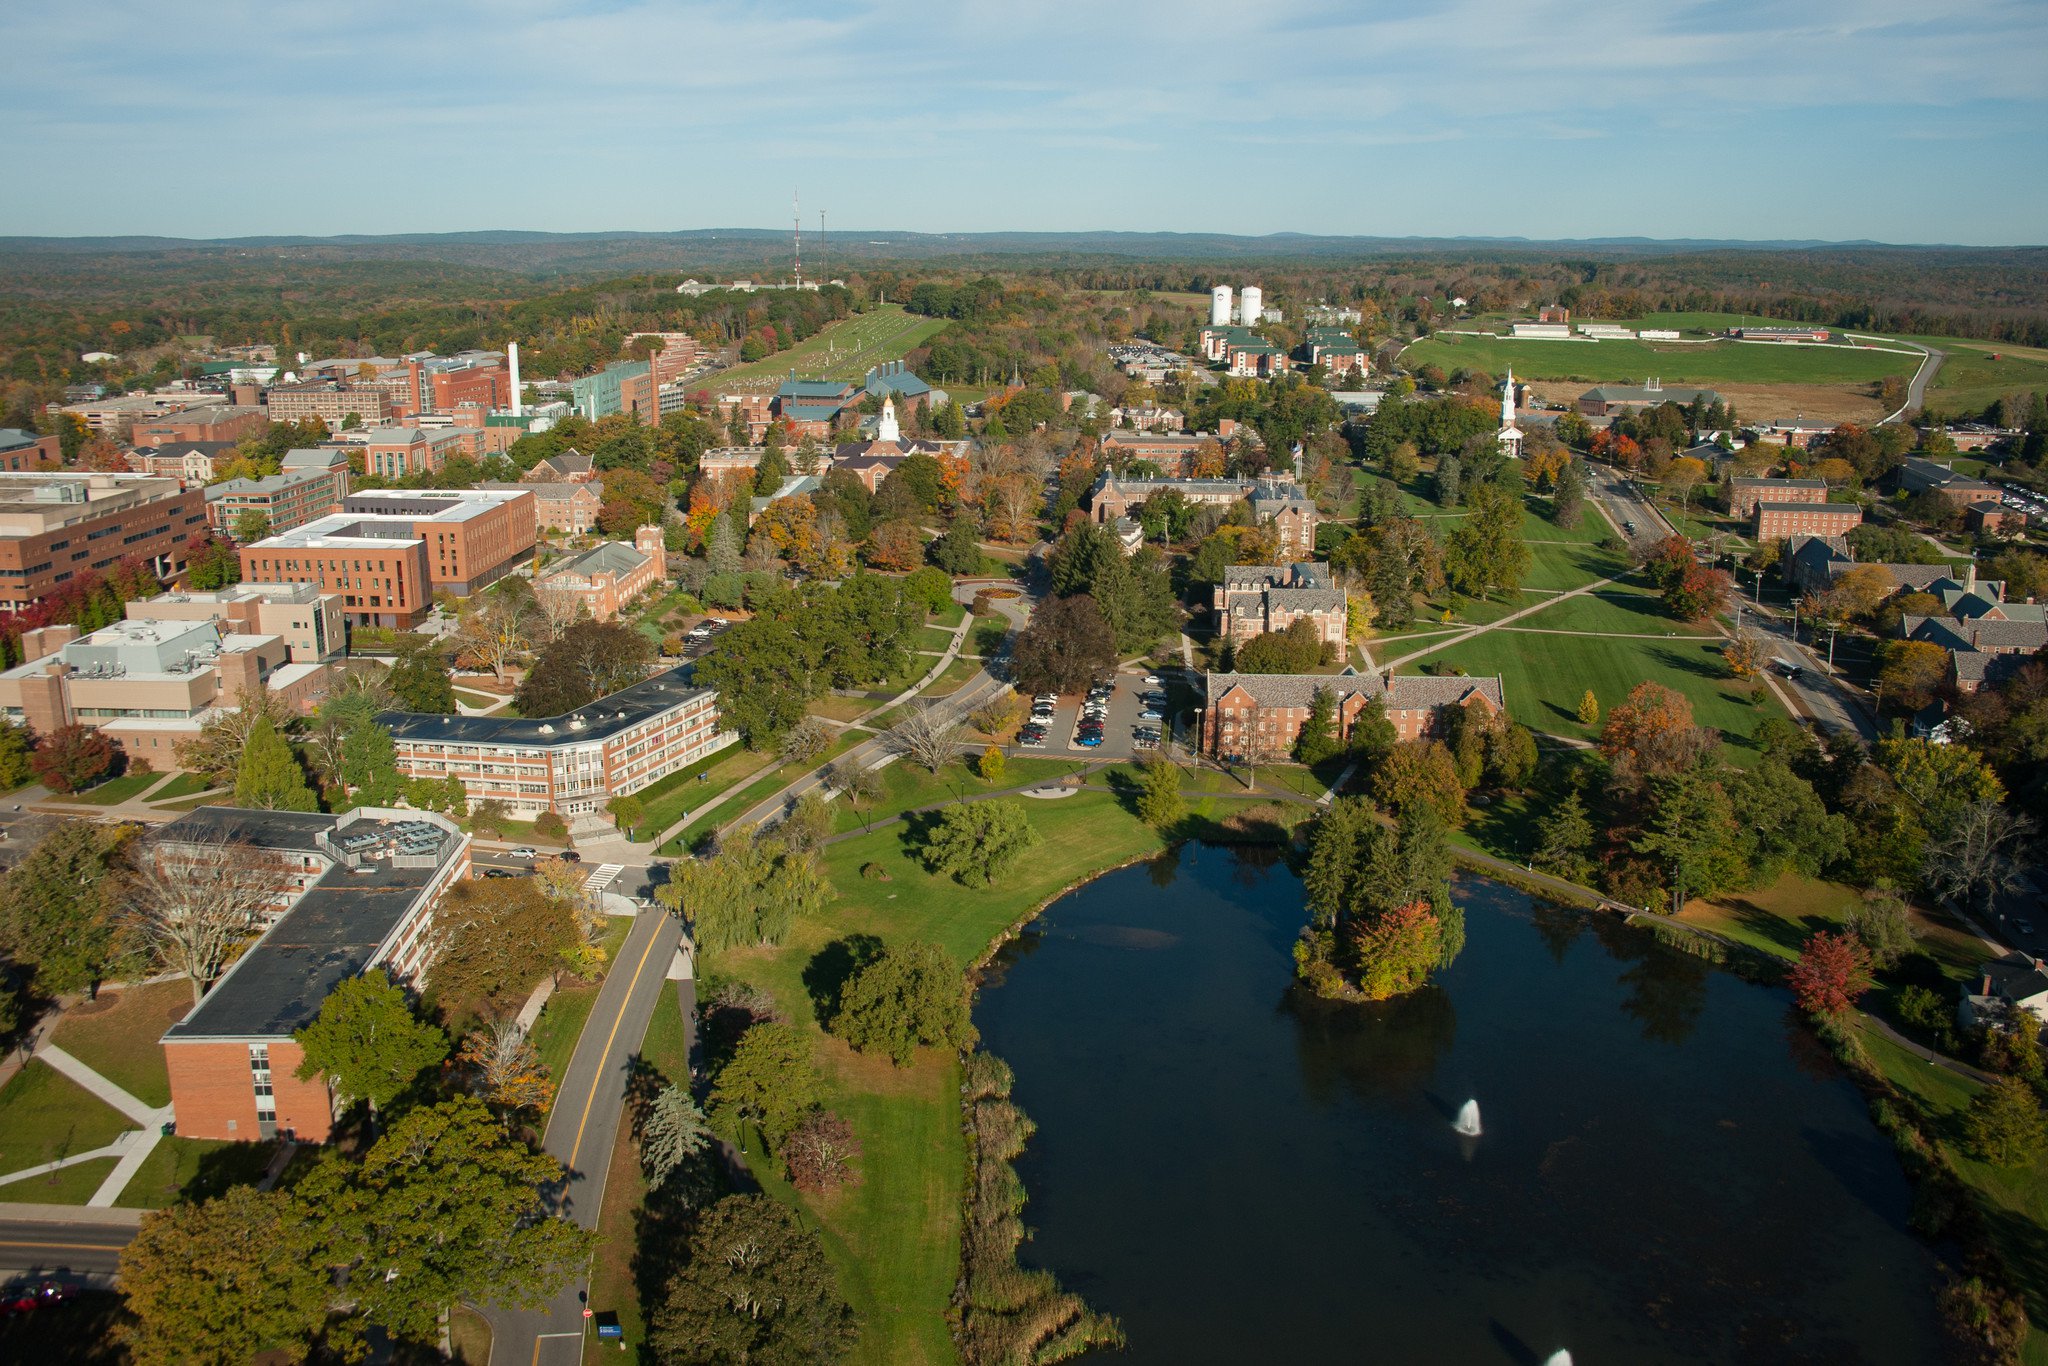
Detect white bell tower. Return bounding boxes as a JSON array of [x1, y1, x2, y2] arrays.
[[1497, 368, 1524, 458], [878, 395, 900, 444]]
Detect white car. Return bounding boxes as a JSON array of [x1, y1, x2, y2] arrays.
[[507, 846, 538, 859]]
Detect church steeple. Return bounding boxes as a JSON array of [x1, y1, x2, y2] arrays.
[[1501, 367, 1516, 427], [878, 395, 900, 444]]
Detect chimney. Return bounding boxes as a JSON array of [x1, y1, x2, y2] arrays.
[[508, 342, 522, 418]]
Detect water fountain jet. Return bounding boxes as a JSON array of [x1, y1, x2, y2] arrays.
[[1454, 1099, 1482, 1137], [1540, 1352, 1572, 1366]]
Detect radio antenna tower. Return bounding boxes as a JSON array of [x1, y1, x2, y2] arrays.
[[792, 191, 802, 288]]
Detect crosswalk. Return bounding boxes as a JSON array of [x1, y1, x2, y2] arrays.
[[584, 862, 626, 894]]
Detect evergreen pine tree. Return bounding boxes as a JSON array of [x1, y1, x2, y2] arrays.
[[234, 717, 319, 812]]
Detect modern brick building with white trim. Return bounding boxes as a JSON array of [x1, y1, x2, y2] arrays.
[[380, 666, 730, 817]]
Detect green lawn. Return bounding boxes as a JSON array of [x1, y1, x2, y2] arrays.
[[0, 1061, 132, 1175], [914, 625, 957, 652], [626, 742, 772, 841], [116, 1136, 279, 1209], [69, 771, 163, 806], [1848, 1019, 2048, 1364], [143, 772, 216, 802], [931, 600, 967, 629], [454, 689, 505, 708], [1403, 332, 1919, 387], [1905, 336, 2048, 418], [664, 733, 864, 852], [828, 756, 1078, 835], [702, 791, 1168, 1365], [0, 1156, 121, 1205], [701, 306, 951, 391], [968, 619, 1009, 657], [1677, 873, 1990, 980], [1500, 584, 1716, 638], [1401, 625, 1775, 748], [917, 655, 981, 698], [1520, 538, 1629, 594], [529, 990, 598, 1105], [49, 979, 188, 1108]]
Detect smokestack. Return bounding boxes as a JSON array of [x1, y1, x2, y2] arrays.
[[508, 342, 522, 418]]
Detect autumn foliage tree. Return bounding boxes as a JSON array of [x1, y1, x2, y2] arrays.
[[784, 1108, 863, 1193], [1599, 682, 1717, 790], [29, 722, 118, 794], [1788, 932, 1874, 1018], [1345, 900, 1444, 1001]]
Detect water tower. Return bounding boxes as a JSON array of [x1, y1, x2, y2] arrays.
[[1210, 286, 1233, 327], [1239, 285, 1263, 327]]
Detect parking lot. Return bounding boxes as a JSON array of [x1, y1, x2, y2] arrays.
[[1015, 669, 1171, 762]]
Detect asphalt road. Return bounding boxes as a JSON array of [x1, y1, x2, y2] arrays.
[[0, 1216, 133, 1282], [1585, 460, 1672, 547], [485, 907, 687, 1366], [1733, 607, 1878, 740]]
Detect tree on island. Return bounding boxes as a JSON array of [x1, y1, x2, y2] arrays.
[[1297, 800, 1460, 1001]]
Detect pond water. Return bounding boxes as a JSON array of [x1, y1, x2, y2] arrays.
[[974, 842, 1945, 1365]]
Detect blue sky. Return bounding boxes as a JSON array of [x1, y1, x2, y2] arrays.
[[2, 0, 2043, 244]]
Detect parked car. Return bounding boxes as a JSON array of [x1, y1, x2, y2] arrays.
[[507, 846, 538, 859], [1139, 707, 1164, 721], [560, 851, 582, 863], [1143, 673, 1162, 687], [1076, 731, 1104, 748]]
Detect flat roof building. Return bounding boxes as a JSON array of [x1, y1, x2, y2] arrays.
[[0, 428, 63, 473], [159, 806, 471, 1142], [382, 665, 729, 817], [205, 448, 351, 538], [239, 487, 536, 626], [0, 472, 209, 610]]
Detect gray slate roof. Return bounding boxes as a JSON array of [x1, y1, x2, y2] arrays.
[[543, 539, 650, 582]]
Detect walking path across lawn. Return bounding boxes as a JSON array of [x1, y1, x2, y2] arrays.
[[1380, 572, 1625, 671], [647, 593, 994, 849], [14, 1042, 175, 1208]]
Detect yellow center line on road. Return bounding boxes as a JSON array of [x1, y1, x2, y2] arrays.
[[567, 919, 666, 1173], [0, 1239, 121, 1251]]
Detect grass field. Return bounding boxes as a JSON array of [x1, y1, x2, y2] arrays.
[[69, 771, 163, 806], [115, 1135, 278, 1209], [1678, 873, 1989, 979], [625, 742, 773, 841], [1402, 332, 1918, 388], [702, 790, 1169, 1366], [917, 655, 981, 698], [49, 979, 189, 1108], [142, 772, 216, 802], [700, 305, 950, 392], [1847, 1019, 2048, 1364], [662, 732, 865, 852], [1497, 583, 1718, 638], [1402, 624, 1772, 749], [0, 1156, 120, 1204], [1903, 335, 2048, 417], [0, 1061, 130, 1175]]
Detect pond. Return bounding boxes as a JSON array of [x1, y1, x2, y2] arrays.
[[974, 842, 1945, 1364]]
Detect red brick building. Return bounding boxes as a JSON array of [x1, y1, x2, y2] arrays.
[[1201, 670, 1505, 760], [1753, 501, 1862, 541], [130, 406, 268, 448], [158, 807, 471, 1142], [382, 666, 729, 817], [263, 381, 391, 430], [0, 472, 208, 611], [534, 526, 667, 622], [1728, 478, 1828, 518], [0, 428, 62, 472]]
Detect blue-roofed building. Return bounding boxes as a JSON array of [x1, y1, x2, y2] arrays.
[[864, 360, 932, 404]]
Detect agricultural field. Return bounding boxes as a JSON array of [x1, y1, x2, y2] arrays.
[[700, 305, 949, 392], [1401, 331, 1919, 389], [1899, 335, 2048, 417]]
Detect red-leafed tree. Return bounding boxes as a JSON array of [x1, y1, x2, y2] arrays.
[[1788, 932, 1874, 1018], [31, 723, 119, 794], [784, 1108, 863, 1193]]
